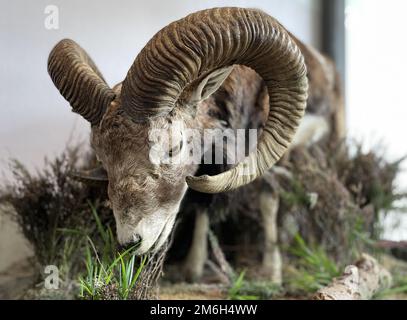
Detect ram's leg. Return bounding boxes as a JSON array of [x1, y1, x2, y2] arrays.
[[259, 191, 282, 285], [182, 209, 209, 282]]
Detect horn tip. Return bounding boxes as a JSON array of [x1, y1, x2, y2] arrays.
[[186, 175, 218, 194]]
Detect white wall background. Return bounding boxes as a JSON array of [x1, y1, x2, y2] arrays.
[[345, 0, 407, 240], [0, 0, 321, 272], [0, 0, 321, 182]]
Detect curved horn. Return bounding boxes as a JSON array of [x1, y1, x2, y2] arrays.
[[122, 7, 308, 193], [48, 39, 115, 125]]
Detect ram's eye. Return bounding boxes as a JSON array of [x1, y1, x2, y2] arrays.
[[168, 139, 183, 158]]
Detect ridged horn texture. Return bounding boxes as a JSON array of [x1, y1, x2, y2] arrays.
[[48, 39, 115, 125], [121, 7, 308, 193]]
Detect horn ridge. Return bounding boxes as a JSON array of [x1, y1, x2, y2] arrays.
[[48, 39, 115, 125]]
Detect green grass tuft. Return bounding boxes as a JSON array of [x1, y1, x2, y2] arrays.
[[73, 203, 146, 300], [285, 234, 340, 294], [228, 271, 260, 300]]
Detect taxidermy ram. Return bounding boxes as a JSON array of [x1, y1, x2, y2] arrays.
[[48, 8, 344, 282]]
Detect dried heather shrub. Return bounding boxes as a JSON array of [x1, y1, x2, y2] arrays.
[[0, 146, 112, 275], [276, 140, 405, 263]]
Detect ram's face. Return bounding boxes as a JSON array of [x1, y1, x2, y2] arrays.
[[91, 103, 189, 254]]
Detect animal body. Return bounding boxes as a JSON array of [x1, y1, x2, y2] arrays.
[[47, 7, 344, 280]]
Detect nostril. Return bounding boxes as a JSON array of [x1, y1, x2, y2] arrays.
[[117, 242, 134, 252], [133, 234, 142, 244], [117, 234, 142, 252]]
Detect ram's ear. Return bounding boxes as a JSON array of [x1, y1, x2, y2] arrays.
[[70, 166, 108, 184], [188, 66, 234, 105]]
